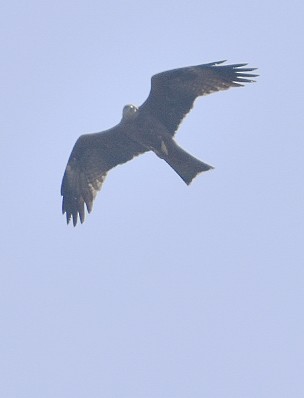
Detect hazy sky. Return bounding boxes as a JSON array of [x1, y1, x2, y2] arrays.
[[1, 1, 303, 397]]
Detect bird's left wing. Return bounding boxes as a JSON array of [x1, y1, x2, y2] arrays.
[[140, 61, 258, 135], [61, 126, 146, 226]]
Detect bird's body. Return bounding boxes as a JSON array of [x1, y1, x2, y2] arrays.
[[61, 60, 257, 225]]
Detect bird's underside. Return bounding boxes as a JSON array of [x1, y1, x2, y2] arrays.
[[61, 60, 258, 226]]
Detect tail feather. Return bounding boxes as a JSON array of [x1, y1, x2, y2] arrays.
[[160, 140, 213, 185]]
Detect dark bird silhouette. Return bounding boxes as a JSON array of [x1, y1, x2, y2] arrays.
[[61, 60, 257, 225]]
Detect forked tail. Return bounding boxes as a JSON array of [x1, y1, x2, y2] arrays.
[[159, 139, 213, 185]]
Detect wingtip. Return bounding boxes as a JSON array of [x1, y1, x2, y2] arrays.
[[65, 212, 71, 225]]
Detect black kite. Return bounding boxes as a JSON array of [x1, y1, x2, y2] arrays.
[[61, 60, 257, 225]]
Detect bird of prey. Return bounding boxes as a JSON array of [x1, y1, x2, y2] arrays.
[[61, 60, 257, 226]]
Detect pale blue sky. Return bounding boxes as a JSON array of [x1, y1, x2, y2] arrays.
[[1, 1, 303, 397]]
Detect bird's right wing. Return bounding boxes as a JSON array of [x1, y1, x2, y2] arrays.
[[61, 126, 146, 226]]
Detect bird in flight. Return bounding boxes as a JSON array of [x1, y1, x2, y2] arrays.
[[61, 60, 257, 226]]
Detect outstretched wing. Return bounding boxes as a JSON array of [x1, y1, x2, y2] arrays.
[[61, 126, 146, 226], [140, 60, 258, 135]]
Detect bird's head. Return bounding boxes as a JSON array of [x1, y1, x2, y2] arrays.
[[122, 104, 138, 120]]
